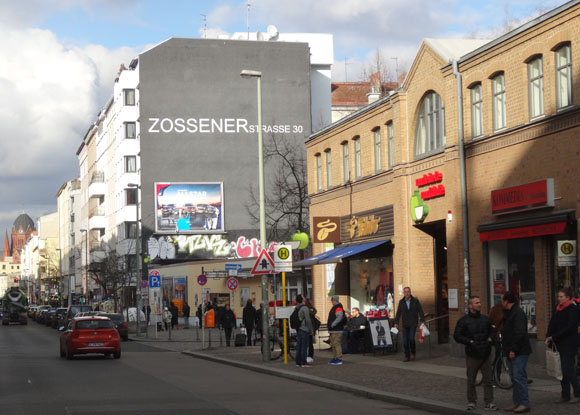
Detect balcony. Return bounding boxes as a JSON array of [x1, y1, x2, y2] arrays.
[[89, 206, 106, 230], [88, 171, 105, 198]]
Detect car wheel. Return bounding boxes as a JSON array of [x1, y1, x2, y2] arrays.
[[113, 350, 121, 359], [65, 347, 74, 360]]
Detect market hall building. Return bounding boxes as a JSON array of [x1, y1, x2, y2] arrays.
[[303, 1, 580, 360]]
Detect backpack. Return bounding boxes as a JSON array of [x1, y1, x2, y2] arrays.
[[290, 305, 302, 330]]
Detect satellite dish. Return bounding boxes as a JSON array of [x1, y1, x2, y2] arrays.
[[257, 31, 265, 41], [267, 25, 279, 40]]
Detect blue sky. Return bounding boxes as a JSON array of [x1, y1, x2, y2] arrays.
[[0, 0, 571, 243]]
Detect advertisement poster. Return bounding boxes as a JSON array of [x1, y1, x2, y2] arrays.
[[155, 182, 224, 233]]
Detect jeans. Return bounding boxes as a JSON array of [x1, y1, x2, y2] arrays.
[[560, 353, 580, 399], [402, 326, 417, 357], [296, 329, 309, 365], [224, 327, 233, 346], [246, 327, 253, 346], [466, 354, 493, 404], [507, 354, 530, 407]]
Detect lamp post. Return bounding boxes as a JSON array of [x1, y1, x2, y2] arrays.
[[80, 229, 88, 305], [240, 69, 270, 361], [128, 183, 141, 337]]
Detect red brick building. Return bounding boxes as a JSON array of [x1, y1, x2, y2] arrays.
[[3, 213, 36, 264]]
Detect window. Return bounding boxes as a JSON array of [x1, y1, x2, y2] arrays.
[[123, 89, 135, 106], [373, 128, 382, 173], [315, 154, 322, 191], [555, 44, 572, 110], [353, 137, 361, 179], [414, 92, 445, 158], [126, 254, 137, 272], [125, 122, 136, 139], [387, 122, 394, 169], [124, 156, 136, 173], [527, 56, 544, 119], [125, 222, 136, 239], [125, 188, 137, 205], [325, 150, 332, 188], [492, 73, 506, 131], [342, 142, 350, 183], [470, 83, 483, 138]]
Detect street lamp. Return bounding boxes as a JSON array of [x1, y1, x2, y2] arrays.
[[128, 183, 142, 337], [240, 69, 270, 361], [80, 229, 88, 304]]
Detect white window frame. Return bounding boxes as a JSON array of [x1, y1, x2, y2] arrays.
[[342, 142, 349, 183], [125, 122, 136, 139], [315, 154, 322, 191], [470, 84, 483, 138], [354, 137, 361, 179], [414, 92, 445, 158], [123, 89, 135, 106], [373, 128, 382, 173], [492, 74, 506, 131], [528, 56, 544, 119], [555, 44, 572, 110], [124, 156, 136, 173], [387, 122, 394, 169], [325, 150, 332, 189]]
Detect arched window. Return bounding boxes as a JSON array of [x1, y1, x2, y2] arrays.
[[414, 92, 445, 158], [554, 43, 572, 110]]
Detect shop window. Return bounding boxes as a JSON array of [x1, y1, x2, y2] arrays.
[[554, 44, 572, 110], [349, 257, 394, 315], [488, 239, 536, 333], [414, 92, 445, 158], [527, 56, 544, 119], [491, 73, 506, 131], [470, 83, 483, 138]]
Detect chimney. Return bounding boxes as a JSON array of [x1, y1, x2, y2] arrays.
[[366, 72, 382, 104]]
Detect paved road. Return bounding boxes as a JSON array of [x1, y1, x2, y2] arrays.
[[0, 323, 435, 414]]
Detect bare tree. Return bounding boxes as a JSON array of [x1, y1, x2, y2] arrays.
[[360, 47, 393, 84]]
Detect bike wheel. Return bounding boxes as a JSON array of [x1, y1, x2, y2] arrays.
[[494, 356, 513, 389], [269, 340, 283, 360]]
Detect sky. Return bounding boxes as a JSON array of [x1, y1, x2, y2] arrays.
[[0, 0, 570, 250]]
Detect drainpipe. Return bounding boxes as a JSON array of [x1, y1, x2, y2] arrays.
[[453, 60, 470, 314]]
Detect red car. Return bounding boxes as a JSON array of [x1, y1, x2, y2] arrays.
[[59, 316, 121, 360]]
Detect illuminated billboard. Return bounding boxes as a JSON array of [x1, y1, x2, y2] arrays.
[[155, 182, 224, 233]]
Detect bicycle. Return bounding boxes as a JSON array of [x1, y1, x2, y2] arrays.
[[262, 321, 296, 361], [475, 333, 512, 389]]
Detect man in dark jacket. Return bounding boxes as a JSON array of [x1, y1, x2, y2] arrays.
[[222, 304, 236, 346], [327, 295, 345, 365], [501, 291, 532, 413], [394, 287, 425, 362], [182, 302, 190, 328], [454, 296, 498, 411], [242, 299, 257, 346]]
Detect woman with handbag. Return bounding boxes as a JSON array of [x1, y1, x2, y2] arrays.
[[545, 286, 580, 404]]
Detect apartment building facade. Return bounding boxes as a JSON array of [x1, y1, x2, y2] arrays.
[[304, 1, 580, 360]]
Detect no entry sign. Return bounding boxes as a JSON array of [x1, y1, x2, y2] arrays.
[[226, 277, 239, 291], [197, 274, 207, 286]]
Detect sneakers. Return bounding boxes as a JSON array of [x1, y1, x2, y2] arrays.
[[403, 357, 410, 362], [306, 357, 314, 364], [466, 402, 476, 411], [410, 354, 416, 361], [569, 397, 580, 404], [503, 405, 517, 412], [301, 363, 312, 367], [512, 405, 530, 413], [484, 403, 499, 411], [328, 358, 343, 365]]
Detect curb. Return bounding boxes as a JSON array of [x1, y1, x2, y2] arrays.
[[183, 350, 487, 415]]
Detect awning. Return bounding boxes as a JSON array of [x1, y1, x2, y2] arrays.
[[294, 239, 391, 266]]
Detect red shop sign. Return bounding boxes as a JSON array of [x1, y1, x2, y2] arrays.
[[491, 179, 554, 215], [479, 221, 566, 242]]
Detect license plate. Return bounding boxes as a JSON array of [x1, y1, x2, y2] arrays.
[[88, 342, 104, 347]]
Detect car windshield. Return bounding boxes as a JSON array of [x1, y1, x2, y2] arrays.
[[75, 320, 114, 330], [70, 306, 92, 315]]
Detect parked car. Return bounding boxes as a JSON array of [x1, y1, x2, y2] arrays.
[[34, 305, 51, 322], [96, 312, 128, 341], [27, 305, 38, 319], [59, 316, 121, 360], [53, 307, 68, 329], [37, 307, 54, 325], [61, 305, 93, 329], [45, 309, 56, 326]]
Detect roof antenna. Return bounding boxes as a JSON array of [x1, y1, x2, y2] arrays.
[[201, 14, 207, 39], [246, 1, 251, 40]]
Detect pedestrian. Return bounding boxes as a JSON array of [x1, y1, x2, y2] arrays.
[[170, 302, 179, 330], [501, 291, 532, 413], [327, 295, 346, 365], [545, 286, 580, 404], [295, 294, 313, 367], [242, 299, 257, 346], [305, 298, 319, 362], [346, 307, 367, 353], [454, 296, 498, 411], [196, 304, 203, 328], [222, 304, 236, 346], [162, 306, 171, 331], [183, 302, 191, 328], [394, 286, 425, 362]]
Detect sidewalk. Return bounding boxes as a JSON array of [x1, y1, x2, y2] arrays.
[[130, 325, 568, 415]]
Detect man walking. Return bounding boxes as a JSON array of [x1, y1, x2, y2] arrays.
[[502, 291, 532, 413], [182, 302, 191, 328], [454, 296, 498, 411], [327, 295, 346, 365], [394, 286, 425, 361], [295, 294, 313, 367]]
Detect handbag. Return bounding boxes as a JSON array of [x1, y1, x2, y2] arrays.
[[546, 343, 563, 381]]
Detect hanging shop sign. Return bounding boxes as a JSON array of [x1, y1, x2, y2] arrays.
[[491, 179, 554, 215], [312, 217, 341, 243], [340, 206, 394, 242]]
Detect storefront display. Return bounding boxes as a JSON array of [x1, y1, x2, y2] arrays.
[[350, 256, 394, 314]]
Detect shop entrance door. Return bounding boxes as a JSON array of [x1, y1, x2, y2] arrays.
[[415, 220, 449, 344]]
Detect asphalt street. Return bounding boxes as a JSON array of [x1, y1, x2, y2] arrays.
[[0, 322, 436, 415]]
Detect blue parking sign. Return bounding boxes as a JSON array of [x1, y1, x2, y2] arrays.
[[149, 269, 161, 288]]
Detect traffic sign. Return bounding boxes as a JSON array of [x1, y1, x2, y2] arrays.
[[148, 269, 161, 288], [251, 249, 276, 275], [140, 280, 148, 289], [226, 277, 239, 291], [274, 245, 293, 272], [225, 263, 243, 270], [197, 274, 207, 286]]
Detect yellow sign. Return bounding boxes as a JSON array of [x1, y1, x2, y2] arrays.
[[277, 247, 290, 260], [349, 215, 381, 239]]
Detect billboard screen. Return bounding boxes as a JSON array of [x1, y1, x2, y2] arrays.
[[155, 182, 224, 233]]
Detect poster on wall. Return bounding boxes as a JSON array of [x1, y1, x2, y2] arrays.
[[155, 182, 224, 233]]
